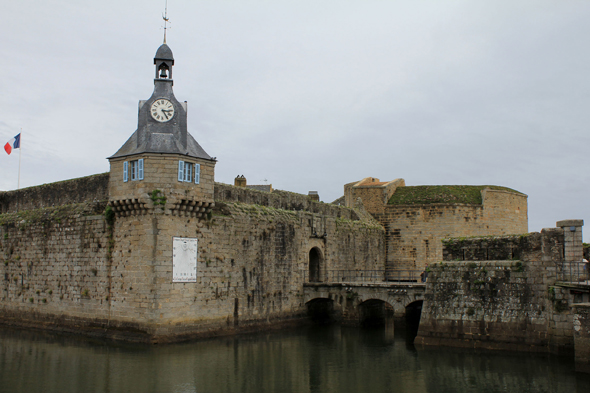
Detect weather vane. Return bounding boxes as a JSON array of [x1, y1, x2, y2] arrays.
[[162, 0, 170, 44]]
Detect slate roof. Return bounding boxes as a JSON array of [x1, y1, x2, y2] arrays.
[[110, 130, 212, 160], [109, 43, 213, 161], [154, 44, 174, 62]]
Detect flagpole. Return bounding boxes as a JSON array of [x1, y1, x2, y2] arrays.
[[18, 129, 21, 189]]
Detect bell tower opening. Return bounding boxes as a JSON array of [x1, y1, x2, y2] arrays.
[[158, 64, 170, 79]]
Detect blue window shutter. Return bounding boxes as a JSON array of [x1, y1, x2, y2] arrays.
[[178, 160, 184, 182], [195, 164, 200, 184], [138, 159, 144, 180], [123, 161, 128, 182]]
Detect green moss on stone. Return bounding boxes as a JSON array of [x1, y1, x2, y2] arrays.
[[388, 185, 524, 205], [0, 202, 107, 227], [335, 216, 383, 232]]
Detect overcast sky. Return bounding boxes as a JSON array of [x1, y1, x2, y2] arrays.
[[1, 1, 589, 240]]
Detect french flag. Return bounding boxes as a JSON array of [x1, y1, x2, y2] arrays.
[[4, 133, 20, 155]]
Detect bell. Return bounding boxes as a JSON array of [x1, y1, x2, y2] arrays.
[[159, 69, 168, 78]]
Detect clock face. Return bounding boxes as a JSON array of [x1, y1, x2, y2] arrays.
[[150, 99, 175, 122]]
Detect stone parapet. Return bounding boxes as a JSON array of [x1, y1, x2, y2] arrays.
[[442, 229, 564, 267], [215, 183, 360, 220], [0, 173, 109, 214]]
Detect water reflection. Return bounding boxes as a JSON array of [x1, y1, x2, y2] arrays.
[[1, 326, 589, 393]]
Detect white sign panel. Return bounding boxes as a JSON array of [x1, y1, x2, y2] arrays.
[[172, 237, 198, 282]]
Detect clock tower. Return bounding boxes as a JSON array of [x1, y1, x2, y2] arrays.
[[107, 43, 216, 219]]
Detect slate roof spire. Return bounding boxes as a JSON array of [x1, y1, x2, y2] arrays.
[[108, 43, 212, 161]]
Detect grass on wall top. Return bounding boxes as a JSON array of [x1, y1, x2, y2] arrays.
[[388, 185, 524, 206]]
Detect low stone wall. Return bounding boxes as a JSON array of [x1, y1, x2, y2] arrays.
[[215, 183, 360, 220], [416, 229, 577, 354], [0, 173, 109, 214]]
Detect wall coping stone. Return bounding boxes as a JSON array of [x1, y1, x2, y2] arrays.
[[557, 219, 584, 227]]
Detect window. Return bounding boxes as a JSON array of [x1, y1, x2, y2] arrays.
[[178, 161, 201, 184], [195, 164, 200, 184], [124, 159, 143, 182]]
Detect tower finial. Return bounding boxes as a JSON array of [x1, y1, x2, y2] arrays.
[[162, 0, 170, 44]]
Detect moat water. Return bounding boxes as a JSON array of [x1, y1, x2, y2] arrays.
[[1, 324, 589, 393]]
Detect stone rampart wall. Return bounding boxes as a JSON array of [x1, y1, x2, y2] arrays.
[[0, 202, 118, 335], [215, 183, 360, 220], [376, 190, 528, 271], [136, 203, 384, 340], [481, 189, 528, 234], [416, 229, 576, 354], [0, 176, 359, 221], [0, 197, 384, 342], [573, 303, 590, 373], [0, 173, 110, 214]]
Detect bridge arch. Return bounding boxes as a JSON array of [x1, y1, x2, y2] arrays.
[[358, 299, 395, 327], [305, 297, 340, 324], [303, 284, 425, 329], [309, 247, 323, 282]]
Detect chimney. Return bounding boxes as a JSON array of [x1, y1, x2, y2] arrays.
[[234, 175, 247, 187], [308, 191, 319, 202]]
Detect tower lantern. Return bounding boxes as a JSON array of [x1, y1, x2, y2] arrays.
[[154, 44, 174, 81]]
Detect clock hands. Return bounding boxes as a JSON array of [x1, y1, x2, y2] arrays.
[[150, 99, 175, 122]]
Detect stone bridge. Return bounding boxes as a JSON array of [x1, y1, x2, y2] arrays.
[[303, 282, 426, 327]]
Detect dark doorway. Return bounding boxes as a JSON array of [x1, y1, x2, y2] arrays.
[[306, 298, 336, 325], [309, 248, 321, 282], [359, 299, 394, 327], [405, 300, 423, 339]]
